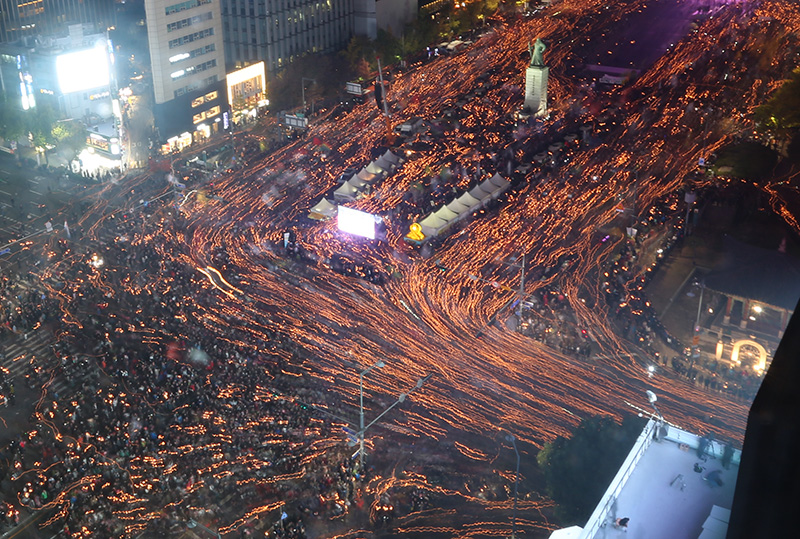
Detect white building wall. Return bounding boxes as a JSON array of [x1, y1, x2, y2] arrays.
[[145, 0, 226, 105]]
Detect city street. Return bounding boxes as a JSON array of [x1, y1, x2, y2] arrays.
[[0, 0, 798, 537]]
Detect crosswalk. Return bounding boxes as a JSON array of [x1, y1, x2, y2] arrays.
[[1, 328, 85, 400]]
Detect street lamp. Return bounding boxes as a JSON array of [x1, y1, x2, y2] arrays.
[[357, 372, 430, 473], [359, 360, 385, 472], [646, 390, 663, 421], [301, 77, 316, 112], [497, 254, 527, 319], [505, 433, 520, 539], [691, 279, 705, 369]]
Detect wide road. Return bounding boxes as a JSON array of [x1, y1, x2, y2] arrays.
[[15, 0, 800, 537]]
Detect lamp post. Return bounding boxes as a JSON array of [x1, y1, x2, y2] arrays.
[[499, 254, 526, 319], [505, 433, 520, 539], [359, 360, 385, 472], [646, 390, 664, 421], [690, 280, 705, 370], [301, 77, 316, 113], [357, 373, 430, 473]]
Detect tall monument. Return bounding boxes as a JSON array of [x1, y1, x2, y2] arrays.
[[523, 38, 548, 118]]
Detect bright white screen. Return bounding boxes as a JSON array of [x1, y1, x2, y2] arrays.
[[337, 206, 377, 239], [57, 47, 110, 94]]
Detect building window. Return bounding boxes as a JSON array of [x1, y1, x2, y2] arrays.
[[169, 27, 214, 49], [169, 44, 216, 63], [165, 0, 211, 16], [170, 59, 217, 81], [167, 11, 213, 33]]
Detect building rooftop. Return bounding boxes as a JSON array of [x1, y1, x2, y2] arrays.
[[551, 419, 741, 539]]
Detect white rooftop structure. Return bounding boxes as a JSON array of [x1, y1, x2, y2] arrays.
[[550, 418, 740, 539]]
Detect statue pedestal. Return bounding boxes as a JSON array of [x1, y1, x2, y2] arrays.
[[524, 65, 548, 118]]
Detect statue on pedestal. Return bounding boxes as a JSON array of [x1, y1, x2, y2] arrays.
[[528, 38, 546, 67]]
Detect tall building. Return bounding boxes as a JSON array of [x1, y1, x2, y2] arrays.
[[374, 0, 416, 38], [220, 0, 356, 73], [548, 418, 741, 539], [0, 0, 117, 44], [144, 0, 227, 147], [0, 24, 122, 169]]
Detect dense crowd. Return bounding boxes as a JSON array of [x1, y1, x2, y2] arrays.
[[0, 199, 377, 538], [0, 4, 794, 537]]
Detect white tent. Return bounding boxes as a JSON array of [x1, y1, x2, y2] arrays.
[[382, 150, 403, 165], [334, 181, 360, 202], [356, 168, 379, 183], [347, 176, 370, 190], [446, 199, 471, 215], [488, 173, 510, 189], [481, 173, 511, 199], [308, 198, 337, 220], [371, 156, 395, 173], [456, 192, 483, 212], [469, 183, 493, 202], [419, 212, 449, 237], [434, 205, 461, 223], [365, 161, 384, 175]]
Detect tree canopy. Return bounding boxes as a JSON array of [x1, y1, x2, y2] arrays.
[[536, 415, 645, 524], [714, 141, 779, 180], [755, 68, 800, 132]]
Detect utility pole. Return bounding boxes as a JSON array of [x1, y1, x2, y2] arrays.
[[517, 255, 525, 319], [692, 280, 705, 361], [301, 77, 316, 113], [357, 374, 430, 473], [358, 360, 385, 473], [505, 434, 520, 539], [376, 55, 393, 141], [376, 57, 390, 119]]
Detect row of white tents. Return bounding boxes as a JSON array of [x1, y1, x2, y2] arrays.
[[308, 150, 405, 220], [410, 173, 511, 240]]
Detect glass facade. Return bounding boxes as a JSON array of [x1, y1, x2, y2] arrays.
[[0, 0, 117, 43], [219, 0, 355, 73]]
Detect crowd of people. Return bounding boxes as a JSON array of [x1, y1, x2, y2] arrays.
[[0, 194, 384, 537], [0, 4, 794, 538]]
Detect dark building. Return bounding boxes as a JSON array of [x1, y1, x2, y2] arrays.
[[728, 295, 800, 538], [0, 0, 117, 44]]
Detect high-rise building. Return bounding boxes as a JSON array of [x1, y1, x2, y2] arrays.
[[220, 0, 356, 73], [0, 0, 117, 44], [219, 0, 416, 73], [144, 0, 227, 147], [0, 23, 122, 169]]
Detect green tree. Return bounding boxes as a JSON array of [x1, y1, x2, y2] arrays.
[[714, 141, 779, 181], [536, 415, 645, 524], [754, 68, 800, 150], [26, 101, 58, 148], [0, 103, 26, 142], [756, 69, 800, 130], [51, 119, 87, 155], [341, 35, 374, 75], [374, 28, 399, 64]]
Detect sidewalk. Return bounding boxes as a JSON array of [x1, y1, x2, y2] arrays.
[[647, 230, 727, 348]]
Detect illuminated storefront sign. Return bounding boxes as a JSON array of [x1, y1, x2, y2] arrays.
[[226, 62, 267, 110], [86, 133, 110, 152]]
